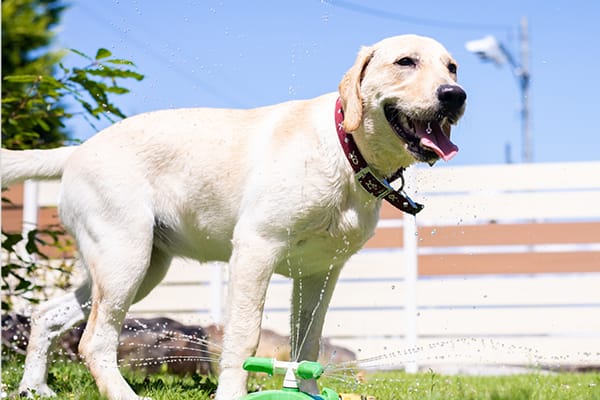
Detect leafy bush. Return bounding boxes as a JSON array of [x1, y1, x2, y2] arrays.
[[2, 44, 144, 311], [2, 47, 143, 149], [1, 226, 74, 311]]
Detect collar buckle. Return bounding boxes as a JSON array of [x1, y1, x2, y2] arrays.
[[355, 166, 394, 200]]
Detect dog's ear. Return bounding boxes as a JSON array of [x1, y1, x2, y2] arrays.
[[338, 46, 374, 133]]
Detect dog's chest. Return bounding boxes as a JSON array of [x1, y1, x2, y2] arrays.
[[274, 198, 380, 276]]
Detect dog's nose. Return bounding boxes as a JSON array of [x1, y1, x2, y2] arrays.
[[437, 84, 467, 111]]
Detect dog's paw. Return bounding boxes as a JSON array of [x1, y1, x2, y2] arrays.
[[18, 384, 56, 398], [214, 367, 248, 400]]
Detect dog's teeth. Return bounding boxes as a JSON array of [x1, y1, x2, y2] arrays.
[[399, 115, 412, 133], [400, 115, 408, 126]]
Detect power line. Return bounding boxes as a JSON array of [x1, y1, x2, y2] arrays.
[[327, 0, 512, 32], [73, 2, 247, 108]]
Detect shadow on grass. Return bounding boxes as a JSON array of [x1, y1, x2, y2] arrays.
[[128, 372, 218, 397], [2, 349, 217, 399]]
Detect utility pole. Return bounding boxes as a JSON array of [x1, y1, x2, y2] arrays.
[[466, 17, 532, 163], [519, 17, 532, 163]]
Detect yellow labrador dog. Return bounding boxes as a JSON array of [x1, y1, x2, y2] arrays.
[[3, 34, 465, 399]]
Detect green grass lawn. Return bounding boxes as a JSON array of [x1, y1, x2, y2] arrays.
[[2, 352, 599, 399]]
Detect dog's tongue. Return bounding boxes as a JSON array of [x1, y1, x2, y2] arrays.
[[414, 121, 459, 161]]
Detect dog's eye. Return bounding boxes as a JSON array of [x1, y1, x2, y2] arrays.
[[448, 63, 458, 74], [396, 57, 416, 67]]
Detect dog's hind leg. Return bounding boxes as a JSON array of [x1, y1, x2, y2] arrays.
[[132, 246, 173, 303], [19, 278, 92, 398], [76, 224, 157, 400]]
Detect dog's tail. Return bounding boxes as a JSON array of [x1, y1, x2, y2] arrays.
[[1, 146, 77, 188]]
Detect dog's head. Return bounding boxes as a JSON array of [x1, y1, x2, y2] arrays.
[[339, 35, 466, 176]]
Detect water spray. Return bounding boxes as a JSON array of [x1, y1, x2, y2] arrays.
[[241, 357, 339, 399]]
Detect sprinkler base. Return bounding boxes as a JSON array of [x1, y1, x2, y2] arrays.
[[242, 387, 339, 400]]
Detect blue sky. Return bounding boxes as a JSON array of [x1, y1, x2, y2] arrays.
[[55, 0, 600, 166]]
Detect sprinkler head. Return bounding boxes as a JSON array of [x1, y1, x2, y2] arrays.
[[242, 357, 324, 380], [296, 360, 324, 380], [241, 357, 339, 400]]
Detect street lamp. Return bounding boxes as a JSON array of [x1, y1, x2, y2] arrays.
[[466, 17, 532, 163]]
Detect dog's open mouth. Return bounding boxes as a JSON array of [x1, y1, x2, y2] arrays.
[[384, 104, 459, 163]]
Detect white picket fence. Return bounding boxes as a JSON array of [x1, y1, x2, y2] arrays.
[[16, 161, 600, 371]]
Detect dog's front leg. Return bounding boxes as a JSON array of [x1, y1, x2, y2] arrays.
[[290, 266, 342, 394], [214, 232, 280, 400]]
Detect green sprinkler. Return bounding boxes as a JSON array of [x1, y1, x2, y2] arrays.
[[241, 357, 340, 400]]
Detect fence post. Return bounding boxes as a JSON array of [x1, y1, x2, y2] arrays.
[[19, 180, 39, 262], [210, 262, 224, 324], [403, 185, 419, 373]]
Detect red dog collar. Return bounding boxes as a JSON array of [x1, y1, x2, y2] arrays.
[[335, 97, 424, 216]]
